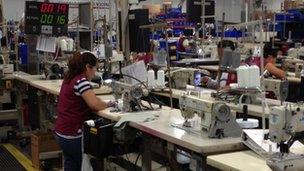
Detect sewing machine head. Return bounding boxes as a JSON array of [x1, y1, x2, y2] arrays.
[[282, 57, 304, 72], [42, 63, 66, 80], [267, 104, 304, 170], [171, 68, 208, 89], [196, 44, 218, 59], [179, 94, 213, 128], [110, 81, 149, 112], [288, 47, 304, 59], [264, 78, 289, 102], [269, 104, 304, 145], [179, 94, 241, 138]]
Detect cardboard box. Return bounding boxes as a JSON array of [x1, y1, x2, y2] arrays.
[[283, 0, 300, 10], [31, 132, 60, 170], [252, 10, 274, 20], [142, 4, 161, 16]]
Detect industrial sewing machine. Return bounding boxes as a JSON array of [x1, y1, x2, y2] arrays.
[[196, 44, 218, 59], [264, 78, 289, 102], [288, 47, 304, 59], [110, 80, 150, 112], [178, 94, 242, 138], [170, 68, 208, 89], [282, 57, 304, 72], [43, 63, 66, 80], [266, 104, 304, 171]]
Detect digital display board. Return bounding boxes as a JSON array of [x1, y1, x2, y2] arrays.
[[25, 1, 69, 36]]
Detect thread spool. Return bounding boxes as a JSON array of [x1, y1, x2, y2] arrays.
[[237, 65, 249, 87], [249, 65, 260, 88], [59, 39, 67, 51], [148, 70, 155, 88], [157, 69, 165, 87], [236, 105, 259, 128], [236, 118, 259, 128], [66, 38, 74, 51], [253, 46, 260, 56]]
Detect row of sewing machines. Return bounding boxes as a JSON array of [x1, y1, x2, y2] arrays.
[[2, 37, 304, 170], [103, 72, 303, 170], [84, 48, 302, 170], [95, 35, 304, 169]]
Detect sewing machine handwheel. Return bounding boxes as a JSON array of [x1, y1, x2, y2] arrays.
[[213, 103, 230, 122], [131, 87, 144, 99]]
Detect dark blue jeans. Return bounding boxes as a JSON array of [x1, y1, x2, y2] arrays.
[[55, 134, 82, 171]]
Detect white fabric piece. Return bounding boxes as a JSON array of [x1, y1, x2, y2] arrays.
[[236, 118, 259, 129], [81, 154, 93, 171], [176, 149, 191, 164], [114, 111, 160, 128], [81, 132, 93, 171]]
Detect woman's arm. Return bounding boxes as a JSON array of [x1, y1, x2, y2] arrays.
[[265, 63, 286, 79], [81, 89, 109, 111], [202, 76, 219, 89]]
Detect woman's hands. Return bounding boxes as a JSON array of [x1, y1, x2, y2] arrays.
[[106, 101, 117, 108]]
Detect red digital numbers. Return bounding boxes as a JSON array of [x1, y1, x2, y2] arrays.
[[39, 3, 67, 26], [41, 3, 54, 13], [41, 3, 67, 14], [57, 4, 67, 13]]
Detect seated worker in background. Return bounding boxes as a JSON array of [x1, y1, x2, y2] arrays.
[[263, 43, 286, 79], [201, 40, 237, 89], [202, 42, 286, 90], [177, 35, 190, 52], [177, 28, 195, 53], [54, 52, 115, 171]]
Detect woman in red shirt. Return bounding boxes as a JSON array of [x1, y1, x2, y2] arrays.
[[55, 52, 113, 171]]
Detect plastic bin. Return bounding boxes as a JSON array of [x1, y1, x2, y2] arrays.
[[83, 119, 114, 159]]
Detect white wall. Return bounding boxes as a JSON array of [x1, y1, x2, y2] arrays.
[[3, 0, 26, 21], [265, 0, 284, 12], [131, 0, 243, 23], [2, 0, 282, 23], [215, 0, 243, 23]]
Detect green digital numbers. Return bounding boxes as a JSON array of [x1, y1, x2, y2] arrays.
[[40, 14, 65, 25], [57, 15, 66, 25], [40, 14, 53, 24]]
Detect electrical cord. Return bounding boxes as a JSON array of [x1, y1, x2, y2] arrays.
[[139, 101, 153, 110], [135, 100, 143, 111], [134, 153, 141, 169], [150, 95, 167, 107], [118, 73, 154, 110]]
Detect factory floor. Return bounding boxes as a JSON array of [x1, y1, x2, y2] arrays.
[[0, 143, 36, 171], [0, 142, 166, 171]]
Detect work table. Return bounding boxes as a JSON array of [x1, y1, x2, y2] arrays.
[[7, 71, 286, 119], [207, 150, 272, 171], [207, 142, 304, 171], [97, 107, 245, 155], [9, 71, 112, 95]]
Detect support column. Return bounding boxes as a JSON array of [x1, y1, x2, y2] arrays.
[[120, 0, 130, 61]]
